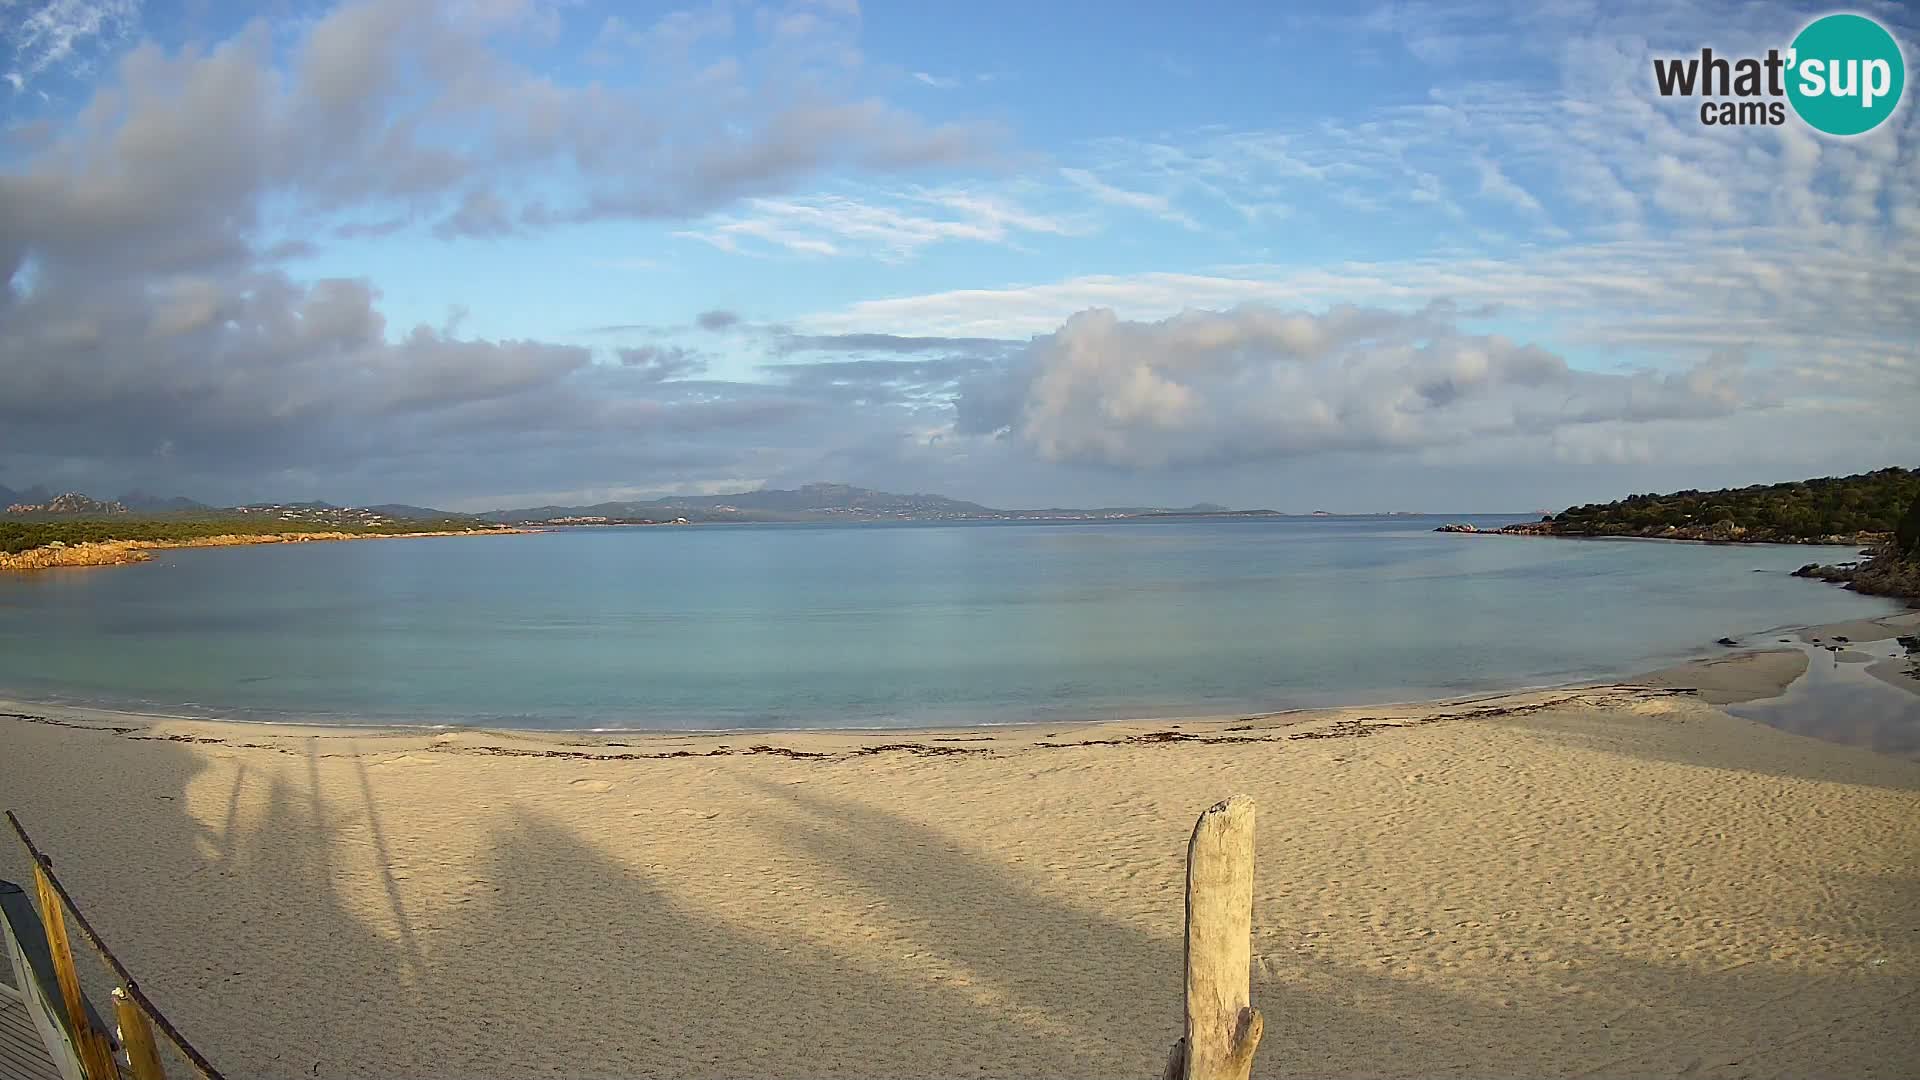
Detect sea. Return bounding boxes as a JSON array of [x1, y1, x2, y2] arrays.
[[0, 516, 1902, 731]]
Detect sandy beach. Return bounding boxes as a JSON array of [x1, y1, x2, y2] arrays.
[[2, 614, 1917, 1079]]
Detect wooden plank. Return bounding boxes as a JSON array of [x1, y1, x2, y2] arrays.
[[0, 1003, 43, 1041], [2, 882, 86, 1080], [0, 1043, 61, 1080], [0, 1000, 59, 1080], [0, 1008, 50, 1046], [0, 1025, 48, 1061], [109, 991, 161, 1080], [1162, 795, 1262, 1080], [29, 872, 115, 1080], [0, 1029, 56, 1074], [0, 1024, 53, 1063]]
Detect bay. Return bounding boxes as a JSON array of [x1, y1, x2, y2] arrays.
[[0, 516, 1896, 730]]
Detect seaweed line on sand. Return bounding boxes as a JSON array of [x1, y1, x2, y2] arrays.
[[0, 685, 1697, 764]]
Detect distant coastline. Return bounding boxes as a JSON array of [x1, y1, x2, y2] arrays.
[[1433, 520, 1889, 546], [0, 527, 529, 571]]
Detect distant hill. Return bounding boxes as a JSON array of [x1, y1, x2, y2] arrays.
[[364, 503, 466, 520], [238, 500, 340, 511], [118, 490, 210, 513], [4, 486, 209, 514], [1499, 467, 1920, 544], [479, 483, 991, 524], [0, 485, 472, 529], [4, 492, 129, 516], [0, 480, 1279, 527], [479, 483, 1279, 524]]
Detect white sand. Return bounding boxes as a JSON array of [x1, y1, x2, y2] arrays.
[[1, 648, 1917, 1078]]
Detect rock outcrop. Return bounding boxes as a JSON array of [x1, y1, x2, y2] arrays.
[[1792, 547, 1920, 606]]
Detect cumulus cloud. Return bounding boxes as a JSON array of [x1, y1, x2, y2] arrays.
[[2, 0, 1914, 512], [0, 0, 992, 285], [0, 0, 1007, 503], [956, 304, 1752, 469]]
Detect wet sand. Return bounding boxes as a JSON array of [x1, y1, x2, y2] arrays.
[[0, 616, 1916, 1079]]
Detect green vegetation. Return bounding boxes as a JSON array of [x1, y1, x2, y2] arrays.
[[1543, 467, 1920, 543], [1899, 493, 1920, 557], [1776, 486, 1920, 606], [0, 515, 494, 555]]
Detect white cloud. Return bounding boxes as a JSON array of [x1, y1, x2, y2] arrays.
[[1473, 156, 1546, 218], [677, 187, 1075, 260], [1059, 168, 1200, 229], [955, 304, 1753, 470], [1, 0, 138, 88]]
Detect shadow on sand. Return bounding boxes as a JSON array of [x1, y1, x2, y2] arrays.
[[1, 722, 1916, 1078]]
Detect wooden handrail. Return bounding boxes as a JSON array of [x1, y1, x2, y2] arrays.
[[7, 810, 226, 1080], [32, 864, 118, 1078]]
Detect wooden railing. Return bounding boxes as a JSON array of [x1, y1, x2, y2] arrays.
[[6, 796, 1259, 1080], [6, 811, 227, 1080]]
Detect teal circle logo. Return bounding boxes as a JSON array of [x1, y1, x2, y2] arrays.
[[1787, 13, 1904, 136]]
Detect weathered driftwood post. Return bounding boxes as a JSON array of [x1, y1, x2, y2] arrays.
[[1162, 795, 1262, 1080]]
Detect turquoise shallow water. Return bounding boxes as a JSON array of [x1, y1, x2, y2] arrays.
[[0, 517, 1900, 730]]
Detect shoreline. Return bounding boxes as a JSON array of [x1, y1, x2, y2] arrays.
[[5, 609, 1915, 755], [1, 615, 1916, 1078], [0, 526, 533, 571], [1439, 525, 1888, 549]]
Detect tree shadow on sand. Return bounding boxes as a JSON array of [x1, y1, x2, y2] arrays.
[[3, 723, 1917, 1079]]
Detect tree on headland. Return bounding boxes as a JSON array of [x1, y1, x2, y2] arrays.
[[1541, 467, 1920, 544], [1898, 493, 1920, 558]]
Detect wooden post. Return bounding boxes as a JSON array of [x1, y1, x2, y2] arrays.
[[115, 985, 168, 1080], [1162, 796, 1262, 1080], [33, 865, 120, 1080]]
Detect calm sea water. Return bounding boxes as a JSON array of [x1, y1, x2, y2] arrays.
[[0, 517, 1899, 730]]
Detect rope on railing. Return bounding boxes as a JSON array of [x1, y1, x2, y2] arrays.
[[7, 809, 228, 1080]]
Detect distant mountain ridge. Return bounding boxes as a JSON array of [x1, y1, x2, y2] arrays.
[[476, 483, 1277, 524], [0, 480, 1282, 524], [119, 490, 211, 512], [4, 492, 129, 515], [479, 482, 994, 523]]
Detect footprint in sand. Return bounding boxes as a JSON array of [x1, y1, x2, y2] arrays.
[[569, 778, 614, 793]]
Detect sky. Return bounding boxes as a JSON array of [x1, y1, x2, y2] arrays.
[[0, 0, 1915, 513]]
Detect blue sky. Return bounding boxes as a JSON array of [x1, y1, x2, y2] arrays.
[[1, 0, 1915, 511]]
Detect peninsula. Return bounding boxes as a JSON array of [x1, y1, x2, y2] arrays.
[[1435, 467, 1919, 546], [1435, 467, 1920, 604], [0, 501, 522, 570]]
